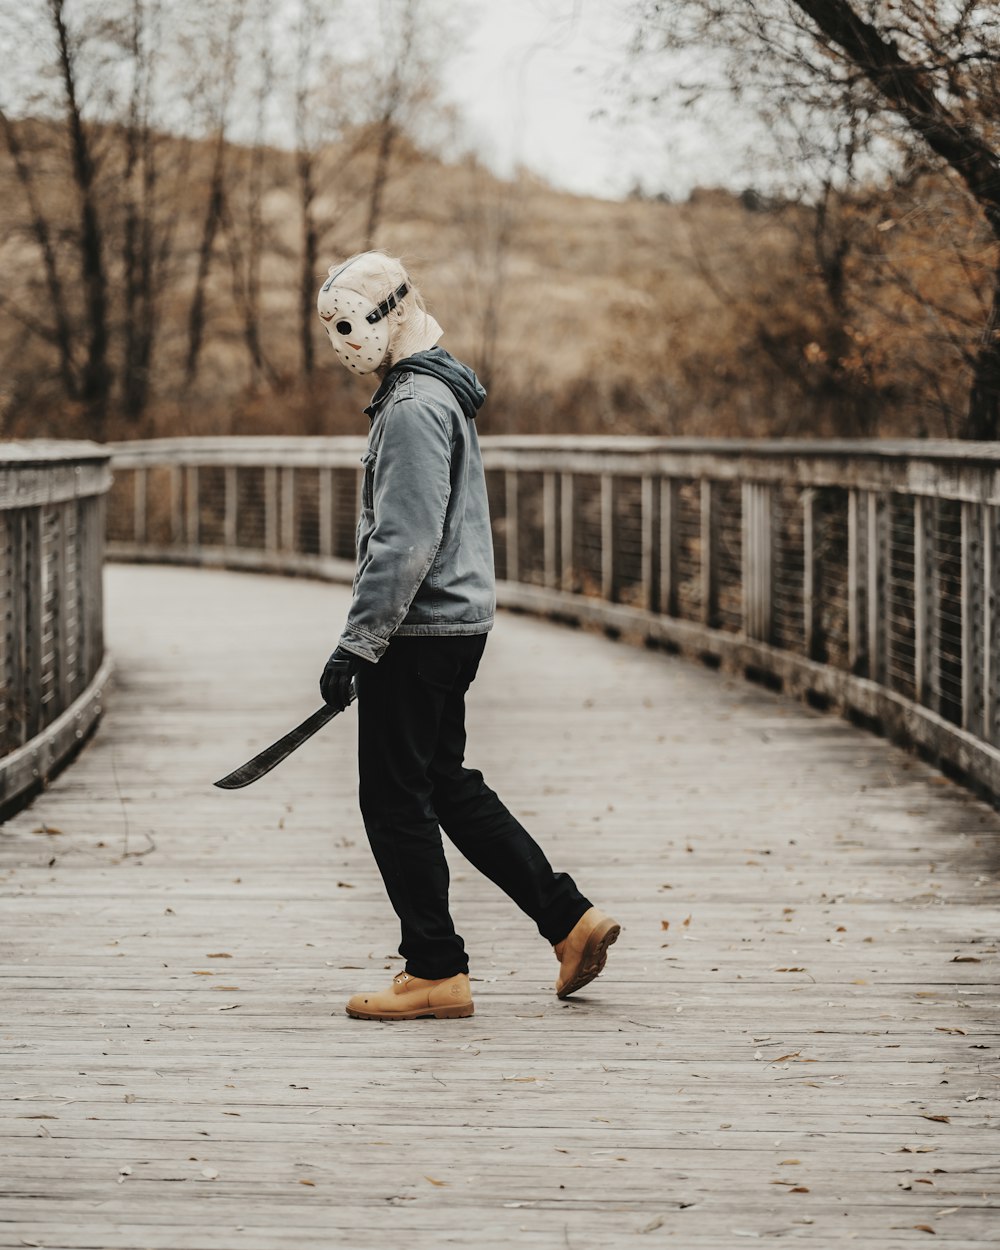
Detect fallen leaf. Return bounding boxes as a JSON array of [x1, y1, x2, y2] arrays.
[[337, 881, 355, 888], [661, 920, 670, 930], [31, 826, 63, 836], [207, 952, 232, 959], [779, 1159, 801, 1165], [775, 967, 806, 972], [425, 1176, 448, 1186], [921, 1115, 950, 1124], [912, 1226, 935, 1235], [772, 1052, 801, 1063], [299, 1179, 316, 1186], [192, 970, 214, 976], [789, 1186, 810, 1194], [682, 914, 691, 927], [950, 956, 981, 963]]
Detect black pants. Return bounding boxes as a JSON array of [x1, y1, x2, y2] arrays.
[[354, 633, 592, 980]]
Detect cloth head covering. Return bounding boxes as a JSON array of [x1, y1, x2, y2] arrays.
[[317, 252, 442, 375]]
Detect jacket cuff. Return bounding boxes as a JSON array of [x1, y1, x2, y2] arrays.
[[337, 625, 388, 665]]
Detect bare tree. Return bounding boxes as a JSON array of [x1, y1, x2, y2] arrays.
[[182, 1, 243, 387], [222, 0, 277, 385], [631, 0, 1000, 437]]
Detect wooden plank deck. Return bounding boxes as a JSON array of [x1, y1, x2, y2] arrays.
[[1, 563, 998, 1250]]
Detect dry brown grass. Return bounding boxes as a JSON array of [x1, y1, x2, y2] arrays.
[[0, 122, 993, 441]]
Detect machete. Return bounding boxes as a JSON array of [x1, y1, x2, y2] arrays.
[[214, 695, 355, 790]]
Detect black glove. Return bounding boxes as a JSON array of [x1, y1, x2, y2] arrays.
[[320, 645, 362, 711]]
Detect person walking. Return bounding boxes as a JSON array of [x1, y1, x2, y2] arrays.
[[316, 251, 620, 1021]]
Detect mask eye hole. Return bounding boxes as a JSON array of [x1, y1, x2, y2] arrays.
[[335, 320, 352, 336]]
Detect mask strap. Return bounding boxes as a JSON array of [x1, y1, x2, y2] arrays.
[[366, 282, 409, 325]]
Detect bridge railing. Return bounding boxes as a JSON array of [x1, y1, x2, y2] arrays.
[[0, 443, 112, 815], [107, 435, 1000, 802]]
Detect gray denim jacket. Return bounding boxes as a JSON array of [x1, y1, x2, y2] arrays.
[[337, 348, 495, 663]]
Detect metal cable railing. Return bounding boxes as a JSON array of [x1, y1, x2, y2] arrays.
[[0, 443, 112, 815], [106, 436, 1000, 804]]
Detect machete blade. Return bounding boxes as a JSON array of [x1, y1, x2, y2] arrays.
[[214, 701, 349, 789]]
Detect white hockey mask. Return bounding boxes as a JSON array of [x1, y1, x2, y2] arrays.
[[316, 268, 409, 376]]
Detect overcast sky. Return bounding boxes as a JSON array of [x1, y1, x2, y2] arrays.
[[435, 0, 744, 201]]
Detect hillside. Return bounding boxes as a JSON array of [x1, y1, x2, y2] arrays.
[[0, 121, 992, 441]]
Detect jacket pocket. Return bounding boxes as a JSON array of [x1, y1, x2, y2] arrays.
[[360, 449, 377, 510]]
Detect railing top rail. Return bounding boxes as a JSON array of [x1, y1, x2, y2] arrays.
[[1, 440, 110, 467], [109, 433, 1000, 463], [1, 440, 112, 511]]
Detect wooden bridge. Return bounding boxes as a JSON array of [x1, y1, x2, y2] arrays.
[[1, 439, 998, 1248]]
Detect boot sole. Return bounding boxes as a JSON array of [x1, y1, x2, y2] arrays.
[[557, 920, 621, 999], [345, 1002, 475, 1021]]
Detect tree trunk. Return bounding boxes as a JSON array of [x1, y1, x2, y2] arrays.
[[184, 133, 227, 386], [51, 0, 111, 437], [961, 259, 1000, 440], [364, 116, 396, 250], [298, 149, 317, 376]]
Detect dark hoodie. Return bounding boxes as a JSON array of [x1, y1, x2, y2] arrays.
[[365, 346, 486, 421], [339, 347, 496, 663]]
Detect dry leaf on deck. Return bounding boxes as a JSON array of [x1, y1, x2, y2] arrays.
[[425, 1176, 448, 1186]]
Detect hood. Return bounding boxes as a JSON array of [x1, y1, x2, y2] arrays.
[[366, 347, 487, 420]]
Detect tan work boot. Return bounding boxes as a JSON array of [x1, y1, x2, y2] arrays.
[[345, 970, 474, 1021], [553, 907, 621, 998]]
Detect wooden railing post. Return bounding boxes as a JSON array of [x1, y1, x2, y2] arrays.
[[701, 478, 717, 629], [984, 503, 1000, 745], [543, 471, 557, 589], [505, 470, 519, 583], [848, 488, 867, 675], [962, 500, 985, 734], [601, 473, 614, 603], [264, 467, 278, 553], [560, 472, 574, 593], [224, 467, 238, 549], [659, 477, 677, 617], [802, 487, 819, 659], [185, 465, 199, 549], [913, 495, 938, 712], [134, 468, 147, 545], [281, 467, 295, 552], [867, 491, 888, 686], [641, 474, 655, 612], [319, 468, 334, 559], [741, 481, 772, 643], [170, 465, 183, 546]]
